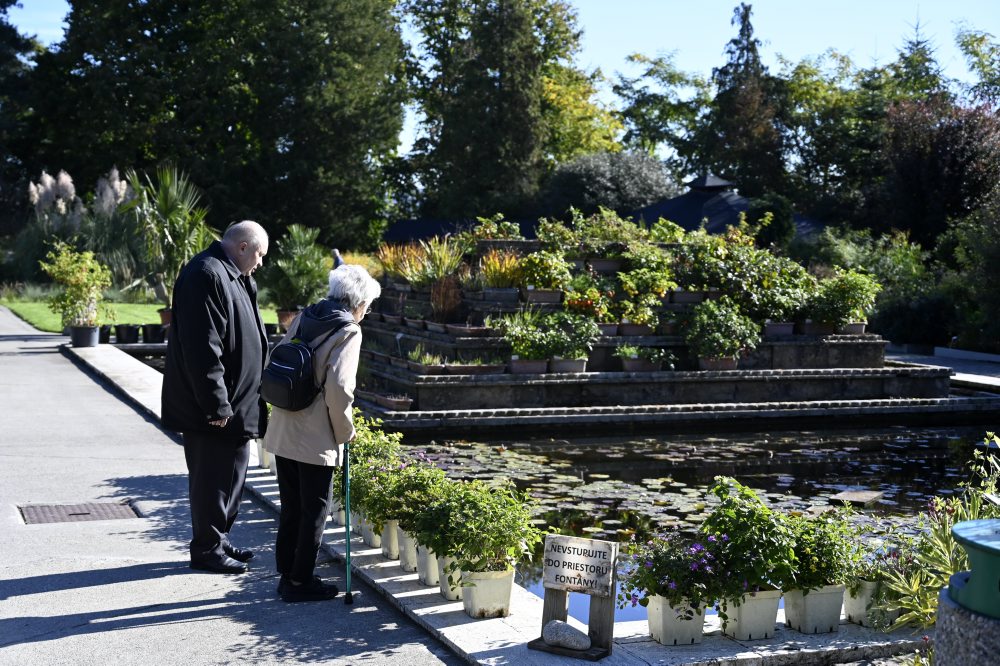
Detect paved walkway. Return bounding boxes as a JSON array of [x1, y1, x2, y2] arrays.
[[0, 307, 460, 666], [6, 306, 992, 664]]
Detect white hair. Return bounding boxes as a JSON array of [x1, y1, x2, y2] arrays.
[[223, 220, 269, 251], [327, 265, 381, 310]]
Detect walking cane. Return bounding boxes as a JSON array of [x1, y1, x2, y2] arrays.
[[342, 439, 354, 604]]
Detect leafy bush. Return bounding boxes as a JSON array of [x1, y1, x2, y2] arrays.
[[618, 532, 724, 616], [519, 251, 572, 289], [806, 269, 882, 326], [545, 312, 600, 360], [684, 296, 760, 360], [787, 511, 858, 591], [479, 249, 522, 288]]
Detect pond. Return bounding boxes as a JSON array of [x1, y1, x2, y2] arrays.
[[404, 426, 985, 623]]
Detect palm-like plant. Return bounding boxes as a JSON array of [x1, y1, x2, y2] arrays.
[[123, 167, 217, 307], [265, 224, 332, 311]]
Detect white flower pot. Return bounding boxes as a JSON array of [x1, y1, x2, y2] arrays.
[[361, 520, 382, 548], [268, 455, 277, 477], [845, 580, 876, 626], [437, 556, 463, 601], [350, 511, 362, 535], [784, 584, 845, 634], [256, 439, 272, 469], [647, 595, 706, 645], [329, 498, 346, 526], [723, 589, 781, 641], [416, 545, 439, 586], [462, 568, 513, 618], [381, 519, 400, 559], [397, 527, 418, 572], [844, 581, 900, 627]]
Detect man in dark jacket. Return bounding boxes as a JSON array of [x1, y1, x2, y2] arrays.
[[162, 220, 269, 574]]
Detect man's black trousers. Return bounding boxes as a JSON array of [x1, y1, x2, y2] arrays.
[[183, 432, 251, 562], [274, 455, 335, 583]]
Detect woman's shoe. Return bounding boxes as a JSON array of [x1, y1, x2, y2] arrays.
[[280, 576, 339, 602]]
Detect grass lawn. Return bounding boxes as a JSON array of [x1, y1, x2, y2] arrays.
[[1, 301, 278, 333]]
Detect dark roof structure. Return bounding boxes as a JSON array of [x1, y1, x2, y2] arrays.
[[632, 174, 749, 234]]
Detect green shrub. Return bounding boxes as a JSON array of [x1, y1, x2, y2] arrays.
[[684, 296, 760, 360]]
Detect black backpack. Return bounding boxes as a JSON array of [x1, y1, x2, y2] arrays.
[[261, 322, 349, 411]]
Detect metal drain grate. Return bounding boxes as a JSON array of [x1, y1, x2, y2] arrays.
[[19, 501, 140, 524]]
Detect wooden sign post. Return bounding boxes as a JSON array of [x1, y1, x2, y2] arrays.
[[526, 535, 618, 661]]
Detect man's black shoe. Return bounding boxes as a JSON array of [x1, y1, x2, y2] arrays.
[[277, 574, 291, 597], [280, 576, 339, 602], [223, 544, 255, 563], [190, 556, 248, 574]]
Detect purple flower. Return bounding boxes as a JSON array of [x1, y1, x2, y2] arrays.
[[630, 593, 640, 607], [644, 560, 654, 569], [707, 535, 717, 543], [690, 543, 704, 552], [668, 581, 677, 590], [690, 562, 699, 571]]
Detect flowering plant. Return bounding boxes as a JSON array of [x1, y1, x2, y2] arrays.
[[564, 286, 614, 322], [699, 476, 795, 598], [617, 532, 724, 617]]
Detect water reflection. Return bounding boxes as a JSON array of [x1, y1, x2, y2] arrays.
[[405, 426, 980, 623]]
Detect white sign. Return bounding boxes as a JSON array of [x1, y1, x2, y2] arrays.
[[541, 535, 617, 597]]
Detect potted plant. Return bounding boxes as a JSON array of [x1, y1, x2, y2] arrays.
[[518, 250, 571, 303], [422, 481, 542, 618], [445, 356, 507, 375], [502, 324, 555, 373], [411, 477, 467, 600], [406, 345, 447, 375], [783, 511, 857, 634], [263, 224, 333, 330], [616, 294, 660, 336], [343, 415, 404, 549], [804, 269, 882, 334], [546, 313, 599, 373], [479, 249, 522, 303], [699, 476, 796, 641], [618, 532, 723, 645], [392, 462, 450, 574], [684, 296, 760, 370], [845, 535, 913, 628], [754, 256, 815, 337], [614, 345, 675, 372], [39, 242, 114, 347]]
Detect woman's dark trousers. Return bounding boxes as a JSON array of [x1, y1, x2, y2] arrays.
[[275, 455, 335, 583], [183, 433, 251, 562]]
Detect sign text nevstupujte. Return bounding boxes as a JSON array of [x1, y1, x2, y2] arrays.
[[541, 535, 617, 597]]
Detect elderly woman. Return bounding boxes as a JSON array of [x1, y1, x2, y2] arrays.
[[264, 264, 380, 602]]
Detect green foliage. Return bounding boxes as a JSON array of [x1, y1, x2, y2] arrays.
[[463, 213, 525, 241], [618, 533, 723, 616], [787, 511, 858, 591], [478, 249, 522, 288], [263, 225, 332, 310], [684, 296, 760, 360], [540, 64, 623, 166], [615, 293, 661, 328], [123, 167, 217, 307], [748, 192, 795, 250], [806, 269, 882, 326], [613, 344, 675, 368], [648, 218, 686, 244], [545, 312, 600, 360], [420, 235, 471, 284], [539, 151, 678, 216], [876, 441, 1000, 629], [418, 478, 543, 576], [519, 250, 572, 290], [535, 217, 578, 255], [570, 207, 649, 257], [699, 476, 796, 596], [563, 282, 614, 322], [38, 242, 113, 327], [390, 462, 449, 535]]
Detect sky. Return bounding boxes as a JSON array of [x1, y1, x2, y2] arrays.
[[9, 0, 1000, 151]]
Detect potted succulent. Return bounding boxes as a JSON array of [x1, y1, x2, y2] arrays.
[[699, 476, 796, 641], [39, 242, 114, 347], [518, 250, 571, 303], [804, 269, 882, 334], [406, 345, 447, 375], [684, 296, 760, 370], [783, 511, 858, 634], [618, 532, 723, 645]]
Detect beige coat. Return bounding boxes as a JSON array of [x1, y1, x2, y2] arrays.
[[262, 317, 361, 467]]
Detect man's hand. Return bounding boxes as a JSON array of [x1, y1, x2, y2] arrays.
[[209, 417, 230, 427]]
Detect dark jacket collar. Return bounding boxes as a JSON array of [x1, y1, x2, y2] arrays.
[[297, 298, 355, 342], [208, 240, 241, 280]]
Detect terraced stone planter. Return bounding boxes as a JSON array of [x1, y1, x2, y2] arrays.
[[619, 323, 655, 336], [520, 287, 562, 304], [698, 357, 739, 371], [764, 321, 795, 337], [509, 358, 548, 374]]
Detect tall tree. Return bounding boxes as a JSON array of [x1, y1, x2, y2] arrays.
[[20, 0, 406, 247], [696, 3, 785, 198], [0, 0, 39, 237], [957, 27, 1000, 104], [406, 0, 580, 218]]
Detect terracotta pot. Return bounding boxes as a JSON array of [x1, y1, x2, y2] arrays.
[[157, 307, 173, 326], [276, 309, 299, 332]]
